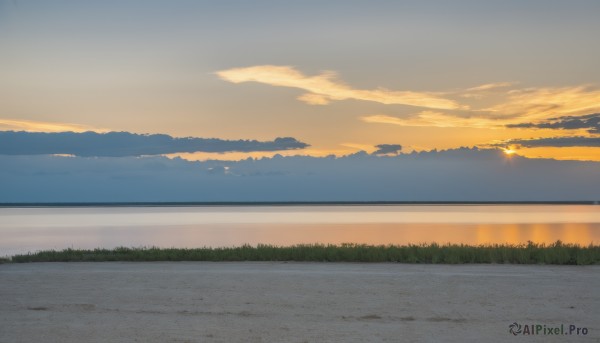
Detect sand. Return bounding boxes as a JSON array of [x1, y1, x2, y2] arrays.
[[0, 262, 598, 342]]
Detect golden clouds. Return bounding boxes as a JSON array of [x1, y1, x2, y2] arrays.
[[461, 82, 516, 99], [217, 65, 461, 110], [361, 112, 502, 129], [0, 118, 103, 133], [483, 86, 600, 120], [296, 92, 332, 105], [363, 85, 600, 130], [218, 65, 600, 132], [217, 65, 600, 161], [466, 82, 515, 92]]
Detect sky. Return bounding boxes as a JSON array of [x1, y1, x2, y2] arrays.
[[1, 0, 600, 162]]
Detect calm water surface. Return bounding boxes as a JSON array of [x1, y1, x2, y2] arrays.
[[1, 205, 599, 256]]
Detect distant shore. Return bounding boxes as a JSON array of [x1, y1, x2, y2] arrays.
[[1, 200, 599, 208]]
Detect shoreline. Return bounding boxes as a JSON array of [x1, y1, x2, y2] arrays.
[[1, 262, 598, 342]]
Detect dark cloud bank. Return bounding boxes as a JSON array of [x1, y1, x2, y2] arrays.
[[503, 113, 600, 147], [499, 136, 600, 148], [373, 144, 402, 155], [1, 148, 598, 202], [507, 113, 600, 134], [0, 131, 309, 156]]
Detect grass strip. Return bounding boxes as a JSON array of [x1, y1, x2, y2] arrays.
[[5, 241, 600, 265]]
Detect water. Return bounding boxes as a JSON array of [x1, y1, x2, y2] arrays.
[[1, 205, 599, 256]]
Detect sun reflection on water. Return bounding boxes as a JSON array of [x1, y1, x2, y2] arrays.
[[1, 206, 598, 256]]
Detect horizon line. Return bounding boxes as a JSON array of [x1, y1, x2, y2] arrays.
[[1, 201, 598, 208]]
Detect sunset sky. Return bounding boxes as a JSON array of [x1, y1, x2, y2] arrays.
[[1, 0, 599, 161]]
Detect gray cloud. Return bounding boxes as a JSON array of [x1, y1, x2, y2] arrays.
[[497, 136, 600, 148], [1, 148, 598, 202], [372, 144, 402, 155], [0, 131, 309, 157], [507, 113, 600, 134]]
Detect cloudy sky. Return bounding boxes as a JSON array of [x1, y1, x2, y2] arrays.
[[1, 0, 600, 162]]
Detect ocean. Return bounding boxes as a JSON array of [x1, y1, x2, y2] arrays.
[[1, 204, 599, 256]]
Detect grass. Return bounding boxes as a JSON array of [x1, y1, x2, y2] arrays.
[[5, 241, 600, 265]]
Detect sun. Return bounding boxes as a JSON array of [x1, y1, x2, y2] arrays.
[[503, 147, 517, 156]]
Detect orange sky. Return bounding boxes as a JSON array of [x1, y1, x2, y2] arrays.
[[0, 1, 598, 162]]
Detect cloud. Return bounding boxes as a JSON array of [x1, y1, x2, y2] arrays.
[[340, 142, 375, 153], [217, 64, 600, 132], [362, 88, 600, 131], [0, 118, 103, 133], [216, 65, 462, 110], [466, 82, 515, 92], [372, 144, 402, 155], [2, 148, 599, 202], [0, 131, 310, 157], [483, 86, 600, 120], [495, 136, 600, 148], [506, 113, 600, 134], [296, 92, 332, 105], [460, 82, 516, 99], [360, 112, 502, 129]]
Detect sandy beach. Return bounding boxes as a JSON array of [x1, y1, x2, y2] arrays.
[[1, 262, 598, 342]]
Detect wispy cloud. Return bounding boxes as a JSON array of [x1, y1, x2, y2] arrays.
[[361, 112, 502, 129], [216, 65, 462, 110], [363, 85, 600, 131], [217, 65, 600, 133], [0, 118, 103, 133], [466, 82, 515, 92], [0, 131, 309, 157], [296, 92, 332, 105], [340, 142, 375, 153], [483, 86, 600, 120], [460, 82, 516, 99]]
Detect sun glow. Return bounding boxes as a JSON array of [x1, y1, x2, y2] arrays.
[[503, 147, 517, 155]]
